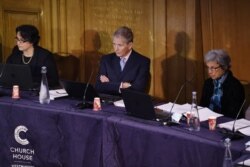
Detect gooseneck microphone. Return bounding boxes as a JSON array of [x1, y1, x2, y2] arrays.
[[0, 63, 7, 94], [162, 61, 197, 126], [162, 79, 193, 126], [76, 71, 94, 109], [222, 99, 246, 140], [0, 63, 7, 80], [232, 99, 246, 132]]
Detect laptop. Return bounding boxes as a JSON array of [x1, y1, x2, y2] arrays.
[[0, 63, 34, 90], [98, 93, 122, 103], [121, 89, 182, 124], [60, 80, 99, 102], [121, 89, 163, 120]]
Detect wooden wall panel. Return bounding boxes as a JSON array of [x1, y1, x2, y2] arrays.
[[1, 9, 41, 62], [0, 0, 56, 61], [83, 0, 155, 86], [152, 0, 166, 97], [0, 0, 43, 61], [156, 0, 203, 103], [201, 0, 250, 82], [0, 0, 249, 103]]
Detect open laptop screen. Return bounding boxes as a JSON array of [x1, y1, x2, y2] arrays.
[[121, 88, 156, 120], [60, 80, 99, 102], [0, 63, 34, 90]]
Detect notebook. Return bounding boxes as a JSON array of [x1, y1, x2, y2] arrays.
[[121, 88, 169, 120], [60, 80, 99, 102], [0, 63, 34, 90]]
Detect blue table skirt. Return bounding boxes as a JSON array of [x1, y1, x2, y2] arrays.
[[0, 90, 249, 167]]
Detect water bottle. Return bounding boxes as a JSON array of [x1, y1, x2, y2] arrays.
[[189, 91, 200, 131], [223, 138, 233, 167], [39, 66, 50, 104]]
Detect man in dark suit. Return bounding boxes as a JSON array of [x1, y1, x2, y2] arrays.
[[95, 26, 150, 95]]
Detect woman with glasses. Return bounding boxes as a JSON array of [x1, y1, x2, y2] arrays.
[[200, 49, 245, 118], [6, 24, 59, 88]]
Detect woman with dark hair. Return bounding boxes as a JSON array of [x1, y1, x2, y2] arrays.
[[7, 24, 59, 88], [200, 49, 245, 118]]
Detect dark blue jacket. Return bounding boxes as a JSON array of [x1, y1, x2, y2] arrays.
[[95, 50, 150, 95]]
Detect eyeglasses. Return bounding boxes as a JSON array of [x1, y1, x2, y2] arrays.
[[207, 66, 221, 72], [15, 37, 27, 44]]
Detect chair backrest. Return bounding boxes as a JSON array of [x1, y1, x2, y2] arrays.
[[245, 105, 250, 120], [241, 80, 250, 119], [53, 53, 79, 81]]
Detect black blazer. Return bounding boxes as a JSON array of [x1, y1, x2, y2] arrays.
[[7, 46, 59, 88], [200, 71, 245, 118], [95, 50, 150, 95]]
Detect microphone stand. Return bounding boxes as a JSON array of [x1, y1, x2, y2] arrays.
[[161, 61, 197, 126], [0, 63, 7, 96], [162, 80, 191, 126], [222, 99, 246, 140], [76, 71, 94, 109]]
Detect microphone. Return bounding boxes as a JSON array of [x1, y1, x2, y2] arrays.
[[0, 63, 7, 95], [162, 79, 193, 126], [222, 99, 246, 140], [162, 62, 197, 126], [76, 71, 94, 109], [232, 99, 246, 132]]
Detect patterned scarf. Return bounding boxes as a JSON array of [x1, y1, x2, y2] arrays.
[[209, 72, 228, 113]]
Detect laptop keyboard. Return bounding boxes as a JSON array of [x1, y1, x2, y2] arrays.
[[99, 93, 122, 104]]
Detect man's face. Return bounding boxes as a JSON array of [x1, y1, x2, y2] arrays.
[[112, 36, 132, 57]]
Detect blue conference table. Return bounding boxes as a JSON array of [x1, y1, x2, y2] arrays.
[[0, 89, 249, 167]]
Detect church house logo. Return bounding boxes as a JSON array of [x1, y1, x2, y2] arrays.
[[14, 125, 29, 145]]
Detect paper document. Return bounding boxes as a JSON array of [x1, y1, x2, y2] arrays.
[[237, 159, 250, 166], [218, 119, 250, 136], [113, 99, 125, 107], [155, 103, 223, 121], [155, 102, 190, 115], [195, 107, 223, 122], [49, 88, 68, 100]]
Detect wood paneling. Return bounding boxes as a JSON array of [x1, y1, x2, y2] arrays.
[[201, 0, 250, 82], [1, 8, 41, 62], [0, 0, 53, 60], [154, 0, 203, 103], [83, 0, 155, 85]]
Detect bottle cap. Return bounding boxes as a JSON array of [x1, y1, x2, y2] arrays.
[[41, 66, 47, 73]]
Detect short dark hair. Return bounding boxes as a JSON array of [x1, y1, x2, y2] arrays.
[[16, 24, 40, 46], [113, 26, 133, 43]]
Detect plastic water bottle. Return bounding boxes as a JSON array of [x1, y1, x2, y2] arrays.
[[189, 91, 200, 131], [223, 138, 233, 167], [39, 66, 50, 104]]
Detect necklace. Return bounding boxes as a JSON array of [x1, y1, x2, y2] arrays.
[[22, 54, 33, 64]]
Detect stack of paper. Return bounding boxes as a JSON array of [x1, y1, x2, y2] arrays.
[[237, 159, 250, 166], [218, 119, 250, 136], [155, 103, 223, 121], [113, 99, 125, 107], [49, 88, 68, 100]]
